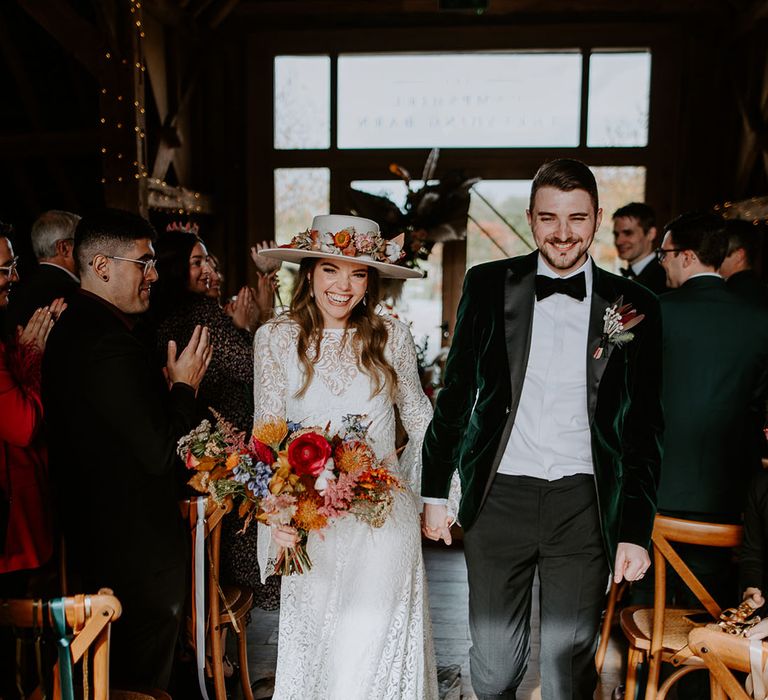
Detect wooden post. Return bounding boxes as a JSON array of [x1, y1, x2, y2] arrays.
[[98, 0, 148, 214]]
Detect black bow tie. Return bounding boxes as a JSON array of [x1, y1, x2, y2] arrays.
[[620, 267, 636, 279], [534, 272, 587, 301]]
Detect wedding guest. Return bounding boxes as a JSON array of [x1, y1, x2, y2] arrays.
[[0, 230, 64, 593], [422, 160, 663, 700], [655, 211, 768, 605], [613, 202, 668, 295], [7, 210, 80, 328], [42, 208, 212, 691], [720, 218, 768, 307], [151, 230, 281, 611]]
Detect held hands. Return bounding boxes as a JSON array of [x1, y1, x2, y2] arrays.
[[166, 325, 212, 391], [421, 503, 453, 545], [17, 298, 67, 352], [613, 541, 651, 583]]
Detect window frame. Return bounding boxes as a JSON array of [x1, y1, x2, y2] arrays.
[[248, 23, 682, 336]]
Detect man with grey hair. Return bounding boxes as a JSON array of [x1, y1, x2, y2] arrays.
[[8, 210, 81, 327]]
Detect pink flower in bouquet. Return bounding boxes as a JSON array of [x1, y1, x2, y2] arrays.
[[250, 436, 276, 466], [185, 450, 200, 469], [288, 432, 332, 477]]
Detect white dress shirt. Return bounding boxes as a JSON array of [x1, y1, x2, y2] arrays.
[[422, 255, 595, 506], [629, 252, 656, 277], [497, 255, 594, 480]]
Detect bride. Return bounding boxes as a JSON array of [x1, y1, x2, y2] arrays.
[[254, 215, 438, 699]]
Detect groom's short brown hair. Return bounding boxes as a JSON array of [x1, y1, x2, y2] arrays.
[[529, 159, 599, 216]]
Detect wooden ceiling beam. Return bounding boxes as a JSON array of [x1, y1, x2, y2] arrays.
[[15, 0, 106, 80]]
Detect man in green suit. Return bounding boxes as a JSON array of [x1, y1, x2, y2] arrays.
[[422, 159, 663, 700], [657, 212, 768, 521]]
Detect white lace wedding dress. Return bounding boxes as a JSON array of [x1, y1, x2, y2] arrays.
[[254, 316, 438, 700]]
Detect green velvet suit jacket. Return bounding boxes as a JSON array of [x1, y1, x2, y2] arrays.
[[422, 252, 664, 564], [657, 275, 768, 516]]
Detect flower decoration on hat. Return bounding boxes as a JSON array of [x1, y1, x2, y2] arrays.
[[283, 226, 406, 266]]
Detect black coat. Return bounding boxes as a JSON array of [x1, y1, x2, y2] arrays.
[[42, 291, 198, 590], [634, 258, 669, 296], [7, 263, 78, 328], [422, 252, 664, 563]]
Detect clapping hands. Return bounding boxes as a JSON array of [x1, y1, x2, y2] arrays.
[[250, 241, 282, 275], [17, 297, 67, 352], [166, 325, 213, 392]]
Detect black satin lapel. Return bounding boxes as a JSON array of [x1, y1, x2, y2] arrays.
[[505, 266, 535, 419], [587, 266, 615, 422]]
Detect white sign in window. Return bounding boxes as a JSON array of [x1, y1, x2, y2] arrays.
[[338, 53, 582, 149]]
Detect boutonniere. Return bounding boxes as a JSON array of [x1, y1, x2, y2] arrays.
[[593, 296, 645, 359]]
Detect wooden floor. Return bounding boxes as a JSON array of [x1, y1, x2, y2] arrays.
[[246, 544, 625, 699]]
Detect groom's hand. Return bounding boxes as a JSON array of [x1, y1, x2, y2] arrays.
[[613, 541, 650, 583], [422, 503, 452, 545]]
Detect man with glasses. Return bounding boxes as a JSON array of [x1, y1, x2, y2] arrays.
[[42, 208, 213, 691], [653, 211, 768, 615], [7, 210, 81, 328]]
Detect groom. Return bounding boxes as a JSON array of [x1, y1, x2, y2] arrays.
[[422, 159, 663, 699]]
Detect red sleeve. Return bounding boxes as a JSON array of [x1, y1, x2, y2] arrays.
[[0, 342, 43, 447]]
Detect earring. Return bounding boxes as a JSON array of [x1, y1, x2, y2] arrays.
[[310, 289, 314, 298], [363, 295, 367, 307], [101, 275, 109, 281]]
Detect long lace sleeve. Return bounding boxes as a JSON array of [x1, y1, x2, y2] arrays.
[[390, 321, 462, 519], [253, 320, 288, 422], [253, 321, 289, 581], [390, 320, 433, 496]]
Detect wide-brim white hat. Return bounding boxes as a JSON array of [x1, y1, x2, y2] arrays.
[[257, 214, 424, 280]]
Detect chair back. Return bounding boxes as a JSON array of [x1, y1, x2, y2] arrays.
[[0, 591, 121, 700], [688, 627, 757, 699], [651, 515, 742, 619]]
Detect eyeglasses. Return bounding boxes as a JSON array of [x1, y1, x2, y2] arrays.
[[0, 256, 19, 277], [105, 255, 157, 276], [656, 248, 685, 262]]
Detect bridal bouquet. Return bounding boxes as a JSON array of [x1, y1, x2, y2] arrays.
[[177, 413, 402, 575]]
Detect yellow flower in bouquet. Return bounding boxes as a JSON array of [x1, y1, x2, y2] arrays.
[[294, 490, 328, 532], [252, 419, 288, 449]]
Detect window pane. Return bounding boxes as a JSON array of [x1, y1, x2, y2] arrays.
[[466, 180, 534, 269], [465, 167, 646, 272], [592, 166, 647, 270], [338, 53, 582, 148], [350, 179, 444, 359], [587, 51, 651, 147], [274, 168, 330, 301], [274, 56, 330, 149]]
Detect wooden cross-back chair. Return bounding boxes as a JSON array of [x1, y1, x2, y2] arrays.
[[688, 627, 758, 700], [619, 515, 743, 700], [180, 496, 255, 700], [0, 591, 121, 700]]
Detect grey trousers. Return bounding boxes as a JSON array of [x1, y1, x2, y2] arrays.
[[464, 473, 609, 700]]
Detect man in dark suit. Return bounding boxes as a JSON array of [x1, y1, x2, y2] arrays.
[[613, 202, 669, 295], [43, 208, 212, 690], [657, 212, 768, 523], [422, 160, 663, 700], [719, 218, 768, 307], [7, 210, 80, 328]]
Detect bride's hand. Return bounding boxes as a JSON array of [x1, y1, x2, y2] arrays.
[[272, 524, 299, 549]]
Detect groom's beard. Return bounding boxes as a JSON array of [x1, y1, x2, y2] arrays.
[[538, 237, 591, 273]]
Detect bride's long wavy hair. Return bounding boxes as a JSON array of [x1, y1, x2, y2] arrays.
[[289, 258, 398, 400]]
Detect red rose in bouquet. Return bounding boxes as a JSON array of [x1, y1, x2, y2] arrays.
[[288, 432, 331, 477], [250, 436, 276, 466]]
